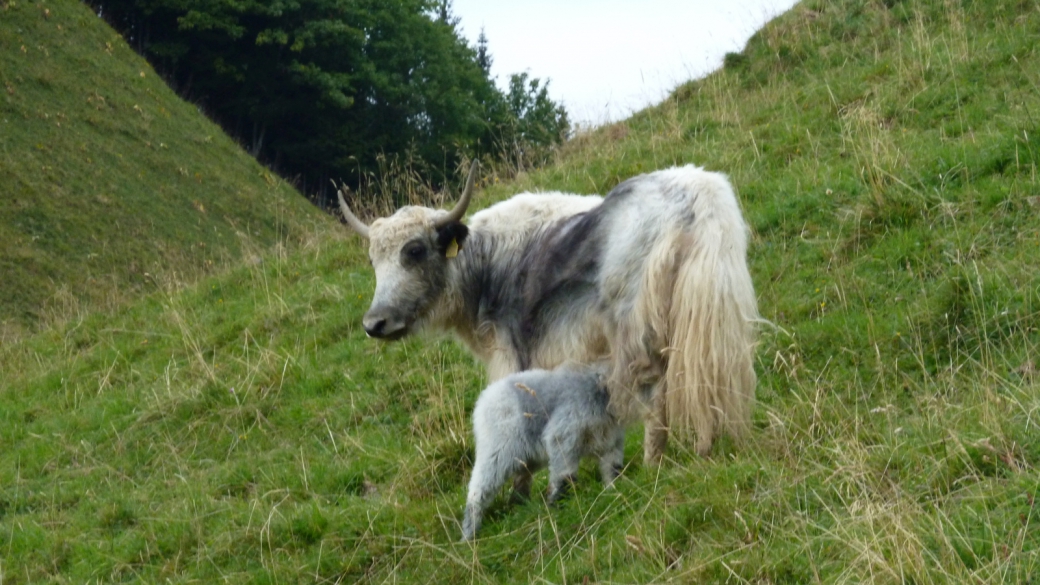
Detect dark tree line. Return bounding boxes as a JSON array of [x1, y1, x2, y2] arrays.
[[88, 0, 569, 204]]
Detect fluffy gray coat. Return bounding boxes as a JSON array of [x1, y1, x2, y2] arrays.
[[462, 364, 625, 541]]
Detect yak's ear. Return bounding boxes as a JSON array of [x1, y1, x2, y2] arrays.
[[436, 221, 469, 258]]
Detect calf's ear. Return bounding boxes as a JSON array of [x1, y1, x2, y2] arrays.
[[436, 222, 469, 257]]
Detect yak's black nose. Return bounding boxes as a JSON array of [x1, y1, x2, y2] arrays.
[[362, 310, 408, 340], [363, 318, 387, 338]]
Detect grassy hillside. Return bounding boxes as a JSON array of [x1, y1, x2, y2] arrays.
[[0, 0, 326, 334], [2, 0, 1039, 583]]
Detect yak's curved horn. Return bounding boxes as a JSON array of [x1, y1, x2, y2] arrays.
[[331, 180, 370, 239], [435, 160, 479, 228]]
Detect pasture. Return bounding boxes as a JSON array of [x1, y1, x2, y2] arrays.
[[2, 0, 1039, 582]]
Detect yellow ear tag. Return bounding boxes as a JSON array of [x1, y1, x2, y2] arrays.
[[445, 238, 459, 258]]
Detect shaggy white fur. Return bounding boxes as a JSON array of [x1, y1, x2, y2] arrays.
[[346, 166, 759, 462]]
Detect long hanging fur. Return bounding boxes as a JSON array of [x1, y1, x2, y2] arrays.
[[663, 216, 758, 454], [606, 168, 758, 457]]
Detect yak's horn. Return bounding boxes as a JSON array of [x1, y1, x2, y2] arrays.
[[332, 180, 370, 239], [435, 160, 479, 228]]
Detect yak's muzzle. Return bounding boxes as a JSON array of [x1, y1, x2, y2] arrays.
[[362, 308, 409, 340]]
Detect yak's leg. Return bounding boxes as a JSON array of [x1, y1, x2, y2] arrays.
[[486, 346, 521, 382], [599, 428, 626, 486], [546, 461, 578, 505], [695, 425, 714, 459], [462, 452, 521, 541], [545, 424, 581, 505], [643, 382, 668, 465], [509, 464, 534, 504]]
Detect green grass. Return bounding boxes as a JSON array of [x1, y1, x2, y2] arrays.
[[2, 0, 1040, 582], [0, 0, 326, 335]]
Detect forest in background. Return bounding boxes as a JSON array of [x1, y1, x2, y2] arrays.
[[88, 0, 570, 205]]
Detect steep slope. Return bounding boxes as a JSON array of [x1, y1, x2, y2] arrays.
[[0, 0, 1038, 583], [0, 0, 326, 332]]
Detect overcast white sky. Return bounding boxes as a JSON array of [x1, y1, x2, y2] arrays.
[[451, 0, 800, 127]]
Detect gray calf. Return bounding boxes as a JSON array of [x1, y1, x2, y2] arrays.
[[462, 364, 625, 541]]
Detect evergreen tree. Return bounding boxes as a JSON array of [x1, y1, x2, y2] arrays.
[[494, 73, 570, 169], [436, 0, 461, 28], [476, 28, 492, 74], [89, 0, 568, 202]]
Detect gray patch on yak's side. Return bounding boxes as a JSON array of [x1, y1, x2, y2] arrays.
[[512, 209, 604, 368], [505, 177, 669, 369], [441, 176, 673, 370]]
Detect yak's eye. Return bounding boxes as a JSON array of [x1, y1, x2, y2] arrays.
[[403, 243, 427, 262]]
